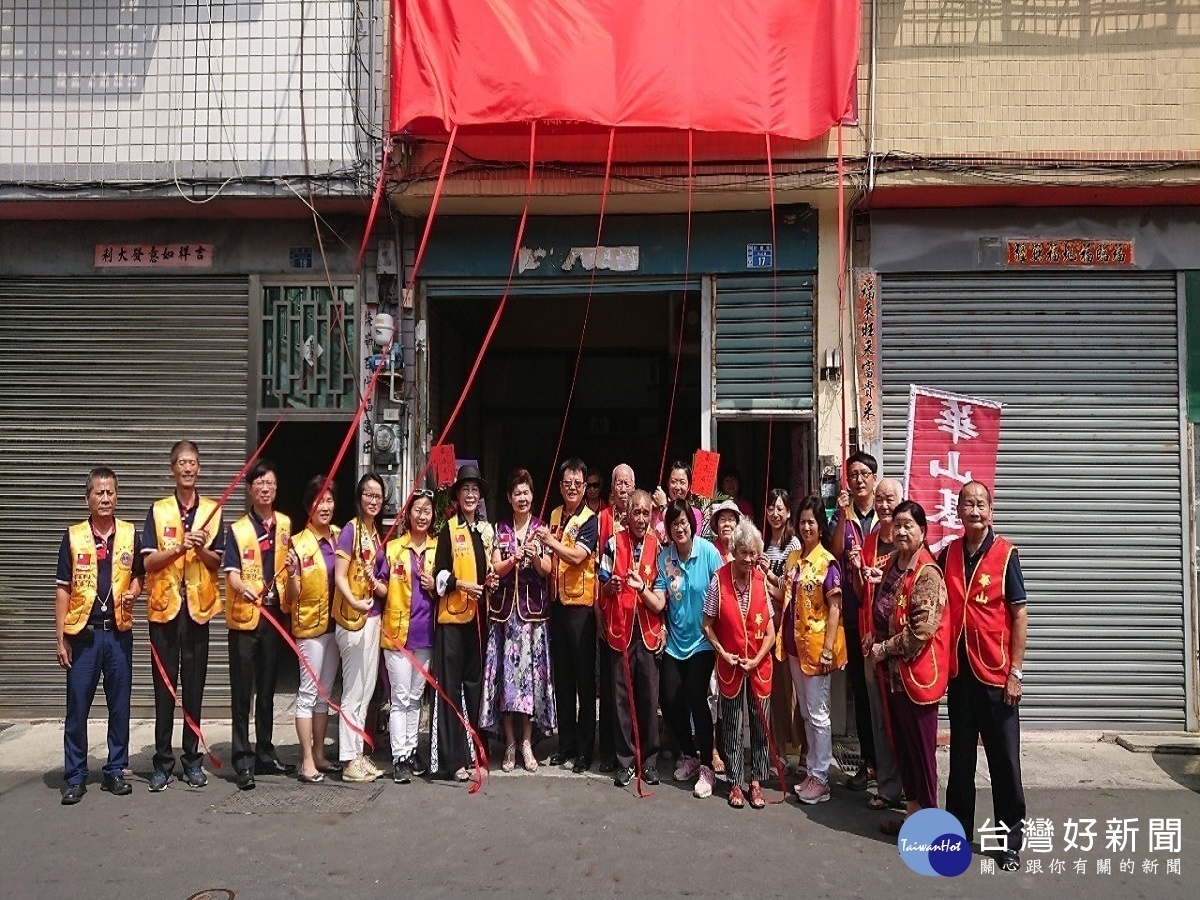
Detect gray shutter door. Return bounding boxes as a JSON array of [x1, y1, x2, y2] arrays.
[[714, 274, 815, 413], [0, 277, 249, 715], [880, 272, 1186, 728]]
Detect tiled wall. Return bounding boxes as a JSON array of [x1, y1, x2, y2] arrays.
[[872, 0, 1200, 158], [0, 0, 381, 192]]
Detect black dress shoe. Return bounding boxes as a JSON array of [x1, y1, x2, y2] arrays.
[[548, 753, 571, 767], [641, 765, 660, 786], [254, 758, 297, 776], [597, 759, 617, 774], [61, 782, 86, 805], [236, 770, 256, 791], [998, 850, 1021, 872], [101, 774, 132, 796], [614, 766, 634, 787], [572, 757, 592, 774]]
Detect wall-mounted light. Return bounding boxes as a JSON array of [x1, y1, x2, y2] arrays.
[[820, 347, 842, 382]]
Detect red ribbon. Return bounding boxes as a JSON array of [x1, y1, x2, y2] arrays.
[[659, 130, 694, 486], [617, 641, 653, 799], [380, 628, 489, 794], [750, 687, 788, 804]]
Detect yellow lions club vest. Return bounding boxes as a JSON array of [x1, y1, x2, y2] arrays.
[[63, 520, 136, 634], [225, 513, 292, 632], [146, 496, 222, 624]]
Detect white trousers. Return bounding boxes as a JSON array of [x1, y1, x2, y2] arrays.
[[789, 656, 833, 784], [384, 646, 431, 761], [295, 632, 339, 718], [336, 617, 382, 761]]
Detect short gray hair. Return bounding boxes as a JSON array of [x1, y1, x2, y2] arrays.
[[729, 519, 764, 556], [876, 478, 903, 500]]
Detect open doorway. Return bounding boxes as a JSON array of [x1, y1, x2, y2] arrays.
[[256, 421, 359, 530], [715, 419, 814, 528], [427, 288, 701, 510]]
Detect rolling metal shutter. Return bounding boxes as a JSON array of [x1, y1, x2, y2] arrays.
[[0, 277, 249, 715], [713, 274, 814, 413], [880, 272, 1186, 728]]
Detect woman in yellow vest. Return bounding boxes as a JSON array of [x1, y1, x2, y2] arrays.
[[283, 476, 342, 784], [333, 473, 389, 783], [380, 489, 438, 784], [432, 463, 495, 781], [780, 495, 847, 805]]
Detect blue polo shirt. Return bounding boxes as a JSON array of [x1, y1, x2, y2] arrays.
[[654, 535, 723, 660]]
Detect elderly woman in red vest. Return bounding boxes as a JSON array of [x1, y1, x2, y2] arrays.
[[866, 500, 951, 834], [702, 519, 776, 809]]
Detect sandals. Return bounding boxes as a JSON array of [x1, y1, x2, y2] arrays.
[[521, 741, 538, 772], [867, 792, 904, 811], [727, 785, 746, 809], [712, 749, 726, 775], [453, 767, 471, 782], [502, 744, 517, 773], [748, 783, 765, 809]]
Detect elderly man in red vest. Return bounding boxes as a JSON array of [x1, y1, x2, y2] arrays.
[[939, 480, 1028, 873]]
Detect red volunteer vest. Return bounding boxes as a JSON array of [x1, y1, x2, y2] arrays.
[[944, 535, 1017, 686], [858, 530, 897, 641], [600, 529, 664, 652], [892, 547, 952, 705], [712, 565, 773, 699]]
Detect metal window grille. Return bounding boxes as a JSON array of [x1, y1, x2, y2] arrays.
[[260, 283, 356, 409]]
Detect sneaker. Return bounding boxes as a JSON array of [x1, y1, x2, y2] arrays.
[[797, 775, 831, 805], [147, 769, 171, 792], [392, 758, 412, 785], [408, 753, 428, 778], [182, 765, 208, 788], [673, 755, 700, 782], [341, 759, 373, 783], [363, 757, 384, 778], [694, 765, 715, 799], [614, 766, 634, 787]]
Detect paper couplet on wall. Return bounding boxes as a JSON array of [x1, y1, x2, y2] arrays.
[[429, 443, 458, 488], [691, 449, 720, 499]]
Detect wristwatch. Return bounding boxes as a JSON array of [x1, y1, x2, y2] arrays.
[[1009, 667, 1023, 682]]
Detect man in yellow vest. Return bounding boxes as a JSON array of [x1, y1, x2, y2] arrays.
[[56, 467, 143, 805], [223, 459, 296, 790], [142, 439, 224, 792], [535, 457, 600, 773]]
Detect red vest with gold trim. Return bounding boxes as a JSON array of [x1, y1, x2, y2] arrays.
[[712, 564, 773, 699], [857, 529, 895, 639], [945, 535, 1017, 686], [600, 529, 664, 652], [891, 547, 951, 705]]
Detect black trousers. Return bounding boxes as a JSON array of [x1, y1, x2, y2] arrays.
[[610, 638, 660, 770], [945, 670, 1027, 851], [433, 621, 483, 774], [843, 622, 876, 768], [148, 612, 210, 772], [550, 604, 597, 761], [660, 649, 715, 763], [228, 609, 282, 773], [597, 634, 616, 763]]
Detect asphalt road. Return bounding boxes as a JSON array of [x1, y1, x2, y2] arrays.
[[2, 755, 1197, 900]]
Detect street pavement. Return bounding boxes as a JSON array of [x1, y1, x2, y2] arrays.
[[1, 712, 1197, 900]]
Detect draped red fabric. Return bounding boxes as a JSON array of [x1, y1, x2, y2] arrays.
[[390, 0, 860, 140]]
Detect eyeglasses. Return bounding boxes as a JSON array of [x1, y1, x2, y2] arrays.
[[562, 479, 584, 488], [362, 492, 384, 501], [413, 488, 434, 499]]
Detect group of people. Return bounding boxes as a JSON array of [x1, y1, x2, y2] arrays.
[[56, 443, 1029, 870]]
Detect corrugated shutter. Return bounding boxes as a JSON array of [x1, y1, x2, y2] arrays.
[[714, 274, 814, 413], [880, 272, 1185, 728], [0, 277, 250, 715]]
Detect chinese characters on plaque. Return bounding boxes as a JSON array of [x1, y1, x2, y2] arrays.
[[903, 386, 1003, 553], [1005, 238, 1133, 268], [94, 243, 214, 268], [853, 269, 881, 444]]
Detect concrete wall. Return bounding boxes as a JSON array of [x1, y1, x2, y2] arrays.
[[0, 0, 380, 191]]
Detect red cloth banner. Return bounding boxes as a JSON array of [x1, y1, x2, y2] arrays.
[[429, 443, 458, 488], [903, 387, 1003, 554], [691, 449, 720, 500], [390, 0, 860, 140]]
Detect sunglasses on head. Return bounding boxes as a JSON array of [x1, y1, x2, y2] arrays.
[[412, 488, 434, 499]]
